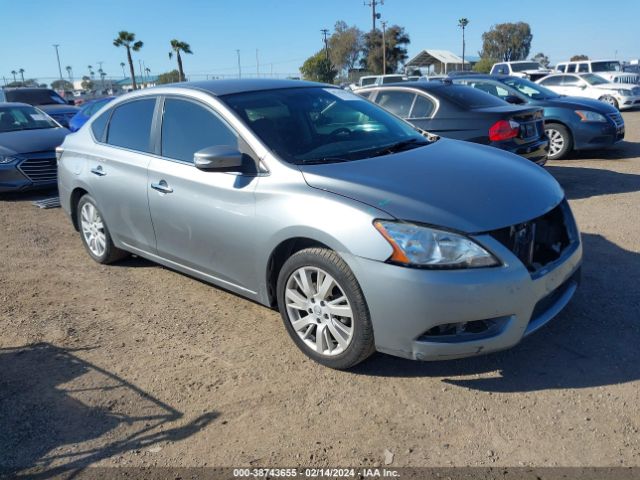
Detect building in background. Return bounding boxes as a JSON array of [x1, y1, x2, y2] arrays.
[[405, 49, 477, 75]]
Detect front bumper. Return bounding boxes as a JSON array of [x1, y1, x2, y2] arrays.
[[346, 233, 582, 361], [493, 137, 549, 166], [0, 157, 58, 193], [573, 119, 624, 151], [616, 95, 640, 110]]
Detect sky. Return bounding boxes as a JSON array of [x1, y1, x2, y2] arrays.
[[2, 0, 639, 84]]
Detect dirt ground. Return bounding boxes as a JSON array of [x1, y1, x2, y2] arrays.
[[1, 111, 639, 475]]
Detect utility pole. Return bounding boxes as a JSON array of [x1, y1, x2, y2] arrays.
[[236, 49, 242, 78], [138, 59, 144, 87], [52, 44, 63, 80], [458, 18, 469, 71], [321, 29, 330, 60], [364, 0, 383, 31], [381, 20, 387, 75]]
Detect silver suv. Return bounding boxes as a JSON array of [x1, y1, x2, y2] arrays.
[[58, 80, 582, 369]]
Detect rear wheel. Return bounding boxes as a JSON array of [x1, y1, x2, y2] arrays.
[[545, 123, 573, 160], [277, 248, 375, 369], [77, 194, 128, 264], [599, 95, 619, 110]]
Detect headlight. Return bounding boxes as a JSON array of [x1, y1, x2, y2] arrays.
[[575, 110, 607, 122], [0, 155, 18, 164], [617, 89, 632, 96], [373, 220, 500, 269]]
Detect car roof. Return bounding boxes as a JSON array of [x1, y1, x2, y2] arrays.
[[358, 80, 470, 91], [3, 87, 55, 92], [169, 79, 327, 96], [0, 102, 35, 108]]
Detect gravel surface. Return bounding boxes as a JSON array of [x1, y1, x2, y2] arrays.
[[1, 111, 639, 474]]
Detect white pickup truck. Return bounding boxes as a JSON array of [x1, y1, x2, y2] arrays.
[[489, 61, 551, 81]]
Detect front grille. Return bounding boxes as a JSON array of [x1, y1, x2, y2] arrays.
[[18, 154, 57, 183], [608, 112, 624, 128], [488, 200, 578, 276], [612, 74, 640, 84]]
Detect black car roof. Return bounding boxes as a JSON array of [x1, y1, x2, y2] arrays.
[[176, 79, 328, 96]]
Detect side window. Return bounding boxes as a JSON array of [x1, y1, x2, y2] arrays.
[[409, 95, 435, 118], [357, 90, 373, 100], [578, 63, 589, 73], [91, 109, 110, 141], [562, 75, 580, 86], [567, 64, 577, 73], [106, 98, 156, 152], [161, 98, 237, 163], [540, 76, 562, 86], [556, 64, 566, 73], [374, 90, 416, 118]]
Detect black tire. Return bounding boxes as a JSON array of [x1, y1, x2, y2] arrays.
[[599, 95, 619, 110], [77, 194, 128, 264], [276, 247, 375, 369], [545, 123, 573, 160]]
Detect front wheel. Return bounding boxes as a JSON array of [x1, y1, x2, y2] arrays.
[[599, 95, 619, 110], [276, 248, 375, 369], [545, 123, 573, 160], [77, 194, 128, 264]]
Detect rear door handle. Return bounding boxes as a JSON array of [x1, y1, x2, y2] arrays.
[[150, 180, 173, 194], [91, 165, 106, 176]]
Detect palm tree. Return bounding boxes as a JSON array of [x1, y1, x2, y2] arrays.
[[113, 31, 143, 89], [458, 18, 470, 71], [19, 68, 25, 85], [168, 39, 192, 82], [11, 70, 17, 83], [65, 65, 73, 83], [120, 62, 126, 78]]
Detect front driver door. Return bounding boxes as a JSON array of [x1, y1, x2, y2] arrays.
[[147, 96, 259, 293]]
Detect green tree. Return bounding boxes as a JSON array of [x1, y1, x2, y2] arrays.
[[361, 25, 410, 74], [157, 70, 181, 84], [300, 51, 337, 83], [532, 52, 550, 68], [113, 31, 143, 89], [81, 75, 94, 91], [570, 54, 589, 61], [472, 57, 496, 73], [51, 79, 74, 91], [480, 22, 532, 61], [328, 21, 363, 78], [169, 39, 193, 82]]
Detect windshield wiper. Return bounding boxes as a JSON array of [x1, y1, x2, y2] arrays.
[[372, 138, 431, 157], [297, 157, 352, 165]]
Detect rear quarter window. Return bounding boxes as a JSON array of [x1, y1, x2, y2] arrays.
[[91, 110, 110, 140], [105, 98, 156, 152]]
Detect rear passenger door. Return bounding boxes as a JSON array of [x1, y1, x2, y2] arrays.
[[146, 96, 259, 291], [88, 97, 158, 251]]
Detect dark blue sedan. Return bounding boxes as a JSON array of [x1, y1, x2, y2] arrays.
[[68, 96, 115, 132], [452, 75, 624, 159]]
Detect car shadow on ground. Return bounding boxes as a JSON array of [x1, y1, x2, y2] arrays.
[[0, 343, 218, 478], [548, 164, 640, 199], [563, 139, 640, 161], [352, 233, 640, 392], [0, 188, 59, 203]]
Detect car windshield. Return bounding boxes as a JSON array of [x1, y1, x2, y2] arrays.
[[581, 74, 609, 85], [503, 77, 560, 99], [5, 89, 67, 106], [0, 105, 58, 132], [221, 87, 429, 164], [510, 62, 544, 72], [591, 61, 621, 72]]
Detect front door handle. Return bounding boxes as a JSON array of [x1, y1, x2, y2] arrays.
[[91, 165, 106, 176], [150, 180, 173, 194]]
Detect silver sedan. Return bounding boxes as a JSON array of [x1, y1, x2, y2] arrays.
[[57, 79, 582, 369]]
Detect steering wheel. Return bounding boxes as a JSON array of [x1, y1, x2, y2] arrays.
[[327, 127, 352, 140]]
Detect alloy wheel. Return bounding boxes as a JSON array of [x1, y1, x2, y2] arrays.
[[545, 128, 565, 157], [284, 267, 354, 356], [80, 202, 106, 258]]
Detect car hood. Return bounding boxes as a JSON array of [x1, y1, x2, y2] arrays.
[[0, 128, 69, 155], [540, 96, 618, 113], [299, 139, 564, 233], [38, 104, 80, 115]]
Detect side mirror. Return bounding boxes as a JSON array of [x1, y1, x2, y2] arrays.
[[504, 95, 524, 105], [194, 145, 244, 172]]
